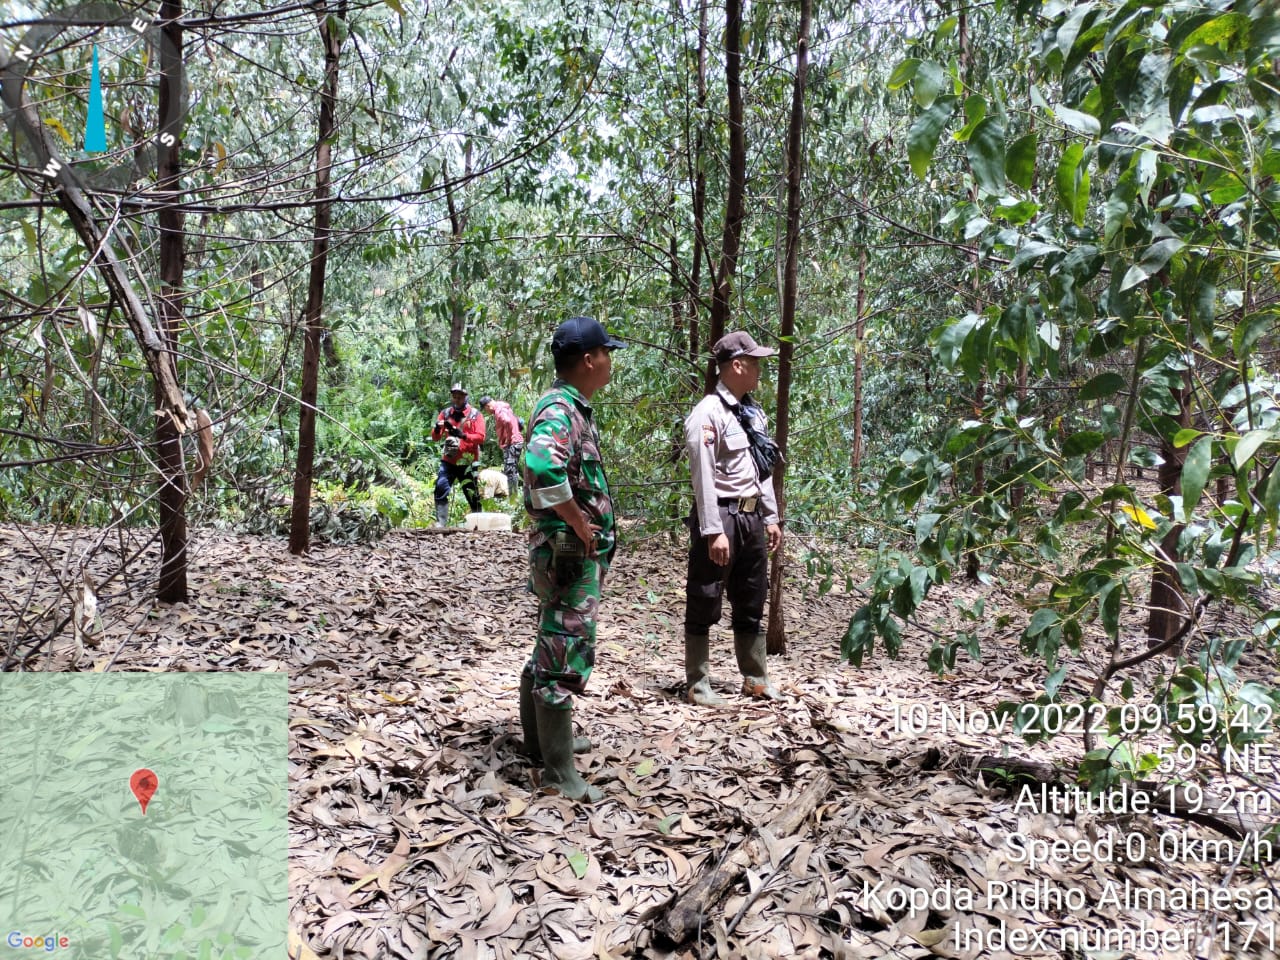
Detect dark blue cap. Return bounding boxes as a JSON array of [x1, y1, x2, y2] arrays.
[[551, 316, 625, 359]]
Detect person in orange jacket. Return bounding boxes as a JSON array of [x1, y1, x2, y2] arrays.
[[430, 382, 487, 525]]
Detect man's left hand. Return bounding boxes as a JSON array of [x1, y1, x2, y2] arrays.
[[766, 523, 782, 553]]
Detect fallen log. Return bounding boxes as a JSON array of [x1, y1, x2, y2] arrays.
[[403, 526, 487, 535], [653, 771, 831, 945]]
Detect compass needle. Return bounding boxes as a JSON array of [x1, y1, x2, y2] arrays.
[[84, 43, 106, 152], [2, 1, 187, 193]]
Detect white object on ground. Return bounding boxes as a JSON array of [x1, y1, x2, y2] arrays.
[[464, 512, 512, 531]]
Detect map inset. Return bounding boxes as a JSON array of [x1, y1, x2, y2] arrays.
[[0, 673, 287, 959]]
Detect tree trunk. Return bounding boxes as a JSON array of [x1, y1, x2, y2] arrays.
[[850, 242, 867, 474], [1010, 355, 1028, 509], [666, 138, 687, 381], [766, 0, 811, 657], [155, 0, 188, 602], [687, 0, 709, 378], [957, 0, 984, 582], [1114, 337, 1146, 485], [444, 141, 473, 361], [702, 0, 746, 394], [669, 225, 683, 351], [289, 1, 345, 555], [1146, 363, 1193, 643]]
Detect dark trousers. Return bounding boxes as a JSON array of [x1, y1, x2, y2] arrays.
[[502, 442, 523, 497], [684, 504, 768, 635], [435, 460, 481, 511]]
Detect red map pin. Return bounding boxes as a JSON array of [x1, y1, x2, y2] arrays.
[[130, 768, 158, 815]]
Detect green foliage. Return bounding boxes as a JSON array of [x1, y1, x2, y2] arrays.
[[308, 486, 391, 545], [851, 0, 1280, 788], [0, 0, 960, 566]]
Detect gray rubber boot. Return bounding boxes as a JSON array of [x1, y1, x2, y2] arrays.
[[435, 501, 449, 527], [534, 701, 602, 802], [520, 669, 590, 763], [734, 628, 782, 700], [685, 631, 727, 706]]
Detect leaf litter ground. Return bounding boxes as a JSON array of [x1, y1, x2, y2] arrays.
[[2, 523, 1277, 960]]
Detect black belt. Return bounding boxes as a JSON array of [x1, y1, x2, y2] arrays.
[[717, 496, 759, 514]]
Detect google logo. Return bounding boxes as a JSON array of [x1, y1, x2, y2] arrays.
[[5, 933, 69, 951]]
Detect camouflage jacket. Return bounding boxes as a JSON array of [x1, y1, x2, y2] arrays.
[[522, 380, 616, 562]]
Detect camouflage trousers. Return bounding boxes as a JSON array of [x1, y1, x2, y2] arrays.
[[502, 442, 523, 497], [525, 539, 606, 710]]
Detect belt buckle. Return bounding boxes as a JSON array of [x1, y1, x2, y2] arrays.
[[740, 497, 758, 513]]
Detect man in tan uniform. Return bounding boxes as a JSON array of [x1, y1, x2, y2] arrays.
[[682, 331, 784, 705]]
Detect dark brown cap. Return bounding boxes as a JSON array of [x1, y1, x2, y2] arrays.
[[714, 331, 776, 364]]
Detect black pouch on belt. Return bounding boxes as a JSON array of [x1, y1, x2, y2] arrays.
[[552, 529, 586, 572]]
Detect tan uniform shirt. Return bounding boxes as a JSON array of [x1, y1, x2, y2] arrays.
[[684, 382, 780, 536]]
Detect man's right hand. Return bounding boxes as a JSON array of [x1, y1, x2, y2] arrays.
[[551, 501, 600, 557], [571, 519, 602, 556], [708, 533, 730, 566]]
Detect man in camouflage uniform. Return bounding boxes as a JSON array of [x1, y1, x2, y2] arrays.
[[520, 316, 624, 802]]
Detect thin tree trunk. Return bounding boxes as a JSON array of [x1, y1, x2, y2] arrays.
[[957, 0, 984, 582], [669, 155, 692, 461], [850, 243, 867, 474], [667, 141, 686, 364], [766, 0, 811, 657], [1114, 337, 1146, 484], [155, 0, 188, 602], [289, 1, 345, 554], [669, 227, 683, 349], [444, 141, 473, 360], [1146, 358, 1193, 643], [702, 0, 746, 394], [687, 0, 709, 376], [1010, 355, 1028, 508]]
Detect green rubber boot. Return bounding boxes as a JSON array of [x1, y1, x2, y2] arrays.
[[435, 501, 449, 527], [534, 701, 602, 802], [519, 669, 590, 763], [519, 669, 541, 762], [685, 631, 727, 706], [734, 628, 782, 700]]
